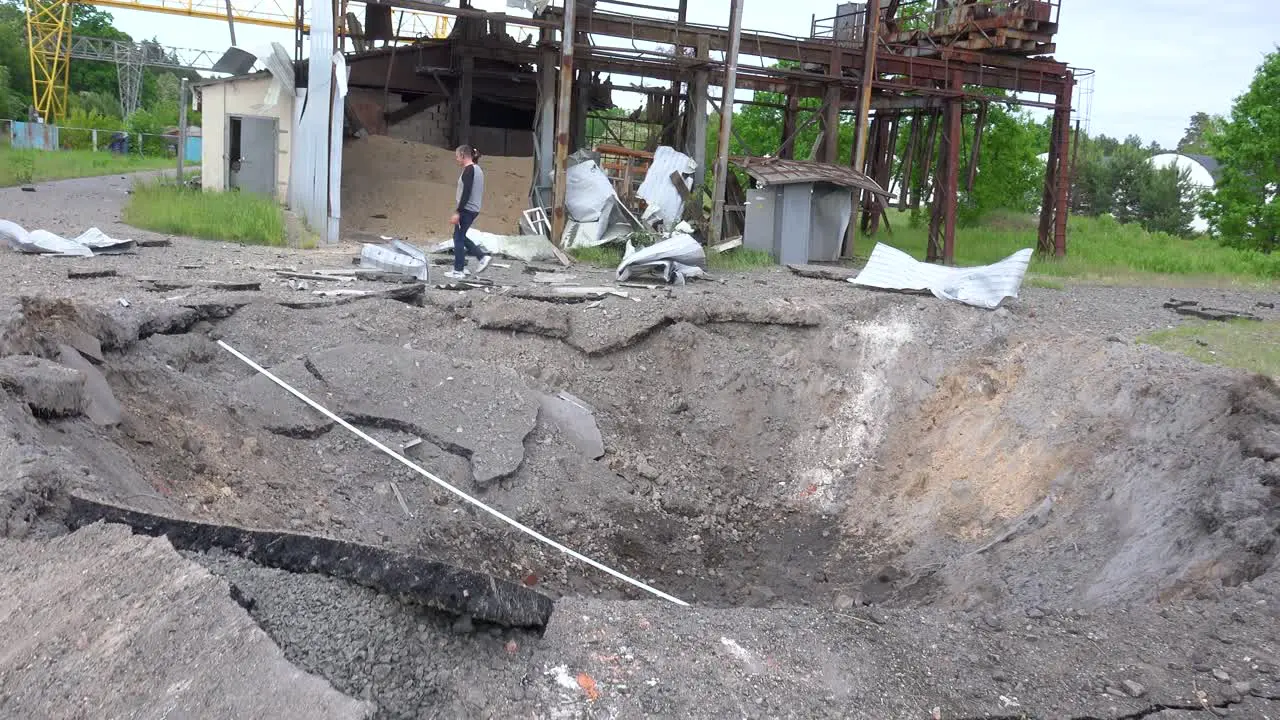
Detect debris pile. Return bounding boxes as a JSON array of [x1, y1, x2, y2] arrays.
[[1, 220, 134, 256]]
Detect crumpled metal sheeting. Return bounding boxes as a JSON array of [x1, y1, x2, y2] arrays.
[[616, 234, 708, 285], [359, 238, 430, 281], [635, 145, 696, 230], [0, 220, 135, 256], [850, 243, 1033, 310]]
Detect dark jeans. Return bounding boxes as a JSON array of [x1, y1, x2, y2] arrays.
[[452, 209, 485, 271]]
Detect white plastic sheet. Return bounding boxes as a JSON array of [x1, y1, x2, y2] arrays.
[[635, 145, 695, 229], [849, 243, 1033, 310], [616, 233, 707, 285], [1, 220, 134, 256]]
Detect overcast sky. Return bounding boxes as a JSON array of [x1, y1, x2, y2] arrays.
[[103, 0, 1278, 149]]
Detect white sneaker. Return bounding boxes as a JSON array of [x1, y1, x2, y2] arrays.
[[476, 255, 492, 273], [444, 269, 470, 280]]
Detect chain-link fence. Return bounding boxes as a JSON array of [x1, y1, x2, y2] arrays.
[[1, 118, 198, 160]]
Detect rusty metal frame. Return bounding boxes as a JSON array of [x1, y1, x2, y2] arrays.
[[363, 0, 1078, 260]]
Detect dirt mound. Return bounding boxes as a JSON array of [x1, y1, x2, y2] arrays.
[[340, 135, 533, 241]]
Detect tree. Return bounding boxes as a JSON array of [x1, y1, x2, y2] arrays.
[[1202, 49, 1280, 252], [1177, 111, 1226, 155]]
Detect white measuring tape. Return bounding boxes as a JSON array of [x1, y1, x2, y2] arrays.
[[218, 340, 690, 607]]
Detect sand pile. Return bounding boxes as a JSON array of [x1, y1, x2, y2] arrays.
[[341, 135, 533, 242]]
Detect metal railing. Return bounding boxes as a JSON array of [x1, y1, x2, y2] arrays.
[[2, 118, 198, 160]]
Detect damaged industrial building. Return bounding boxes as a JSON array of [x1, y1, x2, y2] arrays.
[[192, 0, 1081, 275]]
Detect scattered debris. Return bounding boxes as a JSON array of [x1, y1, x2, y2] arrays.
[[135, 238, 172, 248], [277, 284, 424, 309], [1, 220, 134, 256], [56, 344, 122, 426], [538, 391, 605, 460], [850, 243, 1032, 310], [66, 496, 553, 628], [616, 234, 707, 285], [710, 236, 744, 254], [787, 263, 858, 282], [67, 269, 117, 280], [1164, 299, 1262, 322], [635, 145, 695, 229], [576, 672, 600, 701], [205, 281, 261, 292], [431, 230, 567, 266], [277, 270, 350, 283], [360, 239, 430, 281]]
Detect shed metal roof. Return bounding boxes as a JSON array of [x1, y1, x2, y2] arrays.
[[731, 156, 890, 196]]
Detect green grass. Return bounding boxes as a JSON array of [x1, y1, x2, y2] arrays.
[[570, 243, 774, 271], [0, 145, 171, 187], [871, 210, 1280, 287], [1140, 320, 1280, 377], [124, 180, 286, 246]]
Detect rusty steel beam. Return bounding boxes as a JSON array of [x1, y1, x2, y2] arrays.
[[1036, 109, 1060, 255], [779, 89, 798, 159], [551, 0, 576, 245], [708, 0, 743, 246], [897, 112, 919, 210], [821, 44, 842, 163], [942, 70, 963, 265], [965, 100, 987, 192], [1053, 73, 1074, 257], [372, 0, 1071, 96]]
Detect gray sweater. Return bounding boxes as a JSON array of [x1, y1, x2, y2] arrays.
[[456, 164, 485, 214]]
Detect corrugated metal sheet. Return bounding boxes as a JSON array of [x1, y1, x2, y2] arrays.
[[291, 9, 339, 244], [731, 156, 890, 196]]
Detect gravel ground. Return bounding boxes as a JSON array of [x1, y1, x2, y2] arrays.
[[1, 174, 1278, 719]]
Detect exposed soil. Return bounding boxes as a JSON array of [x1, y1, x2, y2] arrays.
[[1, 174, 1279, 719], [340, 135, 534, 241]]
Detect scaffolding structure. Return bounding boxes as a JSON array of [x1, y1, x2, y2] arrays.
[[24, 0, 72, 122], [364, 0, 1079, 260]]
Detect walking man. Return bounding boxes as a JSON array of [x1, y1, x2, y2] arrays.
[[447, 144, 492, 279]]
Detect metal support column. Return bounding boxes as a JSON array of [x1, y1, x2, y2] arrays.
[[685, 34, 709, 181], [1053, 73, 1074, 257], [820, 46, 841, 163], [456, 53, 473, 147], [779, 90, 798, 160], [708, 0, 743, 246], [844, 0, 880, 257], [550, 0, 576, 244], [533, 32, 556, 208], [942, 69, 962, 265], [1036, 109, 1061, 255], [176, 77, 189, 182]]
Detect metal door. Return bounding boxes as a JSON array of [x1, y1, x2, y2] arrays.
[[228, 116, 278, 197]]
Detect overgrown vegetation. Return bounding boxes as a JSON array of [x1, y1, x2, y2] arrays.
[[0, 144, 169, 186], [123, 180, 286, 246], [1141, 320, 1280, 378]]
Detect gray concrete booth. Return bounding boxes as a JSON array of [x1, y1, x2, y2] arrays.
[[734, 157, 889, 265]]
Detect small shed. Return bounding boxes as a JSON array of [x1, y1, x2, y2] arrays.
[[735, 157, 889, 264], [195, 71, 294, 201]]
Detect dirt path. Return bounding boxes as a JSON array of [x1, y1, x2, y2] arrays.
[[0, 174, 1278, 719]]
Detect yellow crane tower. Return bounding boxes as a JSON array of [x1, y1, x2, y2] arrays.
[[24, 0, 451, 122]]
